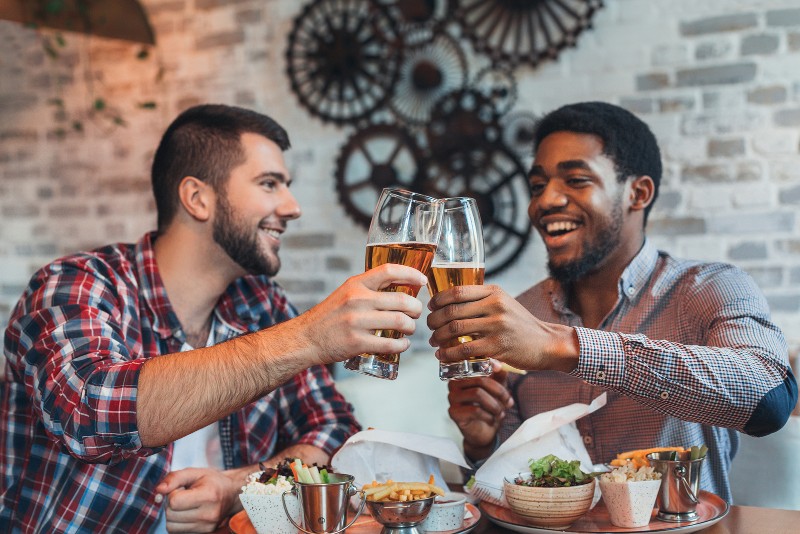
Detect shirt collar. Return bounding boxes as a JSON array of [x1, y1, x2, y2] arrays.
[[618, 238, 659, 302], [546, 238, 659, 314], [137, 231, 183, 339]]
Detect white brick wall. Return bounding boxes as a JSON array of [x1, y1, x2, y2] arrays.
[[2, 0, 800, 354]]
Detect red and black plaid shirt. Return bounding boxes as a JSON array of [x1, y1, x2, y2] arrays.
[[2, 232, 360, 532]]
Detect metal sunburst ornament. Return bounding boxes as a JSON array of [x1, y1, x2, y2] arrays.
[[449, 0, 604, 67]]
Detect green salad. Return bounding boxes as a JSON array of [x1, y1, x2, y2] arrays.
[[514, 454, 593, 488]]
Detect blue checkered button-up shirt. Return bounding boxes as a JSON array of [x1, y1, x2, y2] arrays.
[[1, 232, 360, 532], [506, 239, 796, 503]]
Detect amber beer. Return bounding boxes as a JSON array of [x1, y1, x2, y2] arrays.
[[365, 242, 436, 363], [428, 263, 487, 351]]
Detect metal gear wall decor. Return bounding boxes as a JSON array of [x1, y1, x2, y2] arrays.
[[285, 0, 403, 126], [448, 0, 604, 67], [474, 65, 517, 116], [335, 123, 426, 228], [501, 110, 539, 158], [388, 32, 468, 126], [284, 0, 604, 275], [376, 0, 448, 46]]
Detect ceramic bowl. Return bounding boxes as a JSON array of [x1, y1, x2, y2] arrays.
[[419, 492, 467, 531], [366, 495, 435, 528], [599, 478, 662, 528], [503, 474, 595, 530], [239, 492, 301, 534]]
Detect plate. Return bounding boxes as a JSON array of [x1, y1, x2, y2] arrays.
[[229, 502, 481, 534], [481, 490, 729, 534]]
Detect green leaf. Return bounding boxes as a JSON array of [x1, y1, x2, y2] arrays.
[[93, 98, 106, 111], [55, 33, 66, 47], [137, 48, 150, 60], [71, 121, 83, 132], [111, 116, 127, 126], [138, 101, 157, 109]]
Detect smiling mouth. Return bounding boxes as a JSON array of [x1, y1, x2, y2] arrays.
[[544, 221, 580, 237], [260, 227, 283, 240]]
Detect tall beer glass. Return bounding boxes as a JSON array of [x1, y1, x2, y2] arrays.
[[343, 188, 442, 380], [427, 197, 491, 380]]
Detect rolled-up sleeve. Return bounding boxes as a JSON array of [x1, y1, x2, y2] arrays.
[[6, 261, 158, 463]]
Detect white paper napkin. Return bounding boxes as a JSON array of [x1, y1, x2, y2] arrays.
[[470, 393, 607, 507], [331, 428, 469, 491]]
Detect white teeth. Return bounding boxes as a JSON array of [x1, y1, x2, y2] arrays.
[[262, 229, 281, 238], [545, 221, 578, 234]]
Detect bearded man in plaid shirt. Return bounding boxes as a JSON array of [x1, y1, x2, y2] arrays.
[[1, 105, 429, 532], [428, 102, 798, 503]]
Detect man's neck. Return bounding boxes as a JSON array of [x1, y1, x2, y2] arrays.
[[153, 226, 241, 341], [567, 234, 645, 330]]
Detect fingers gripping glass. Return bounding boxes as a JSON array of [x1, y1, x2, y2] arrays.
[[427, 197, 492, 380], [344, 188, 442, 380]]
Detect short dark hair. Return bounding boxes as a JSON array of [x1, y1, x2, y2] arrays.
[[151, 104, 291, 232], [532, 101, 662, 222]]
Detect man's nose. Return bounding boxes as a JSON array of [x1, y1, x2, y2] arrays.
[[537, 181, 569, 210], [278, 187, 302, 220]]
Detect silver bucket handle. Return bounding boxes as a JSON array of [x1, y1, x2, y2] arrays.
[[282, 484, 367, 534], [673, 465, 699, 504]]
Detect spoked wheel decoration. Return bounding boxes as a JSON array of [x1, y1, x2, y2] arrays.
[[423, 143, 532, 276], [335, 123, 427, 228], [449, 0, 604, 67], [501, 110, 539, 158], [474, 65, 517, 116], [426, 88, 503, 176], [375, 0, 448, 47], [389, 32, 469, 126], [285, 0, 403, 126]]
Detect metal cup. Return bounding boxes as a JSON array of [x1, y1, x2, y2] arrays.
[[647, 451, 705, 522], [282, 473, 366, 534]]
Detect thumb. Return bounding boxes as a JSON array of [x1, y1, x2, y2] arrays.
[[156, 468, 200, 495], [362, 263, 427, 291]]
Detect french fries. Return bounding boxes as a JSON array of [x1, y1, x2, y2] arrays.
[[362, 477, 445, 502], [610, 446, 686, 469], [499, 362, 527, 375]]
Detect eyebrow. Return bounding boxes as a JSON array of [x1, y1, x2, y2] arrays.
[[529, 159, 592, 177]]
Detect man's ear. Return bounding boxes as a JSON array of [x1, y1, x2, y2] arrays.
[[177, 176, 214, 222], [629, 175, 655, 213]]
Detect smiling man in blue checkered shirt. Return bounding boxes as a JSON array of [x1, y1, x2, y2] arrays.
[[428, 101, 798, 503]]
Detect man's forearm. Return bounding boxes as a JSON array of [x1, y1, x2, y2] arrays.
[[138, 318, 316, 447]]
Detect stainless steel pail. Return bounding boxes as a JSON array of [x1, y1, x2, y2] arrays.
[[647, 451, 705, 522], [282, 473, 366, 534]]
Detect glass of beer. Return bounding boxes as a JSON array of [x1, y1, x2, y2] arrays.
[[427, 197, 491, 380], [343, 188, 442, 380]]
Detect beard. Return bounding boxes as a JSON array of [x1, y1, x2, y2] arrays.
[[212, 193, 280, 277], [547, 198, 624, 285]]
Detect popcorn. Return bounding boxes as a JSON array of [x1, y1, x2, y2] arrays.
[[600, 462, 662, 483], [241, 473, 294, 495]]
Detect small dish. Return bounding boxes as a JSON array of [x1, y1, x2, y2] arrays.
[[420, 492, 467, 531], [238, 493, 300, 534]]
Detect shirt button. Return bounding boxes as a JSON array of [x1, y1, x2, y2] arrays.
[[583, 435, 593, 446], [626, 286, 635, 296], [660, 391, 669, 400], [596, 371, 606, 380]]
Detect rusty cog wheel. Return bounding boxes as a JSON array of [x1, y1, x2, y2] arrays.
[[388, 32, 469, 127], [449, 0, 604, 68], [285, 0, 403, 126], [335, 123, 427, 229]]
